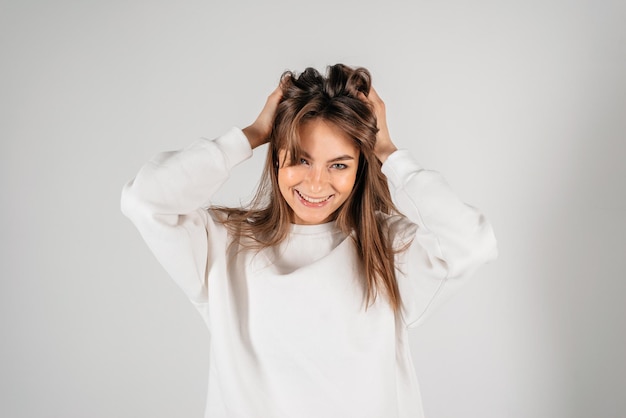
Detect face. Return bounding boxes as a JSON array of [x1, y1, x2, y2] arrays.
[[277, 119, 360, 225]]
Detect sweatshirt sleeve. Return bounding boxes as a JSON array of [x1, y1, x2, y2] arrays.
[[120, 127, 253, 304], [381, 149, 498, 328]]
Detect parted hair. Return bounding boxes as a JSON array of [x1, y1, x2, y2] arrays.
[[213, 64, 404, 313]]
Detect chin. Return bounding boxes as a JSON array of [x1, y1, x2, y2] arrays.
[[292, 209, 337, 225]]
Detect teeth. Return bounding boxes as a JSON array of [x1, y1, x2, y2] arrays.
[[296, 190, 331, 203]]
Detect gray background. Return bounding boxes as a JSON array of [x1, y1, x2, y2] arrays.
[[2, 0, 625, 417]]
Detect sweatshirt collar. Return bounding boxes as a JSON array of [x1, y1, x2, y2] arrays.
[[289, 221, 339, 235]]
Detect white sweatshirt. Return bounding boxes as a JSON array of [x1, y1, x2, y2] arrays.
[[121, 127, 497, 418]]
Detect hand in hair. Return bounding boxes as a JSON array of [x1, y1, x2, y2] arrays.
[[360, 87, 398, 163], [243, 85, 283, 149]]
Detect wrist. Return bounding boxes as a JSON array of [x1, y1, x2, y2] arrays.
[[375, 143, 398, 163], [242, 125, 265, 149]]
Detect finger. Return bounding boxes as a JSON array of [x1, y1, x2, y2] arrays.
[[368, 86, 380, 100], [262, 88, 283, 114], [268, 86, 283, 102], [368, 87, 386, 107]]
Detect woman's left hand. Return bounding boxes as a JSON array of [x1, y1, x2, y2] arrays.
[[362, 87, 398, 163]]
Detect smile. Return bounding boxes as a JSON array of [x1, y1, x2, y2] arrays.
[[295, 189, 334, 206]]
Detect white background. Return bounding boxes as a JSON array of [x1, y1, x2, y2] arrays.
[[1, 0, 625, 417]]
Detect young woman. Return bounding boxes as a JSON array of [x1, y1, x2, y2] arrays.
[[121, 64, 497, 418]]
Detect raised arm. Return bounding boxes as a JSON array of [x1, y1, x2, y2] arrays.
[[120, 87, 282, 304], [364, 87, 498, 327]]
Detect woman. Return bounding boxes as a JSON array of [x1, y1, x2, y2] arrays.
[[121, 64, 497, 418]]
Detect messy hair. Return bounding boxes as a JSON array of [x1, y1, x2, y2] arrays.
[[213, 64, 404, 313]]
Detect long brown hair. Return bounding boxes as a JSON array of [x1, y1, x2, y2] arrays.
[[214, 64, 405, 313]]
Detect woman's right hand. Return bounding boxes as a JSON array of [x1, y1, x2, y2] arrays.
[[243, 85, 283, 149]]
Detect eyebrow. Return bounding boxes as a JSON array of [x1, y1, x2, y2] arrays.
[[301, 151, 356, 163]]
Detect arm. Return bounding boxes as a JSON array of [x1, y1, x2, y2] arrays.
[[383, 151, 498, 327], [365, 87, 498, 327], [120, 87, 282, 304], [120, 128, 253, 303]]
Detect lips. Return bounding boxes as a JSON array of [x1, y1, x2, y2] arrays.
[[295, 189, 333, 206]]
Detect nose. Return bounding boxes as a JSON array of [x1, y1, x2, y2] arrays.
[[304, 165, 328, 194]]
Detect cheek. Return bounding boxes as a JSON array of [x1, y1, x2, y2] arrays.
[[334, 170, 358, 193], [278, 167, 301, 193]]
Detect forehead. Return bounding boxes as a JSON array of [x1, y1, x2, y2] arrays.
[[297, 119, 359, 158]]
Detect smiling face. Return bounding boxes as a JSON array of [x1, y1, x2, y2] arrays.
[[277, 118, 360, 225]]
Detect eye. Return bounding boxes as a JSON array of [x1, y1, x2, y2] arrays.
[[299, 158, 309, 165], [331, 163, 348, 170]]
